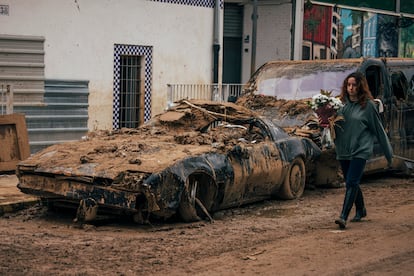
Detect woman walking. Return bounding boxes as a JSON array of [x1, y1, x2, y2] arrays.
[[334, 72, 393, 229]]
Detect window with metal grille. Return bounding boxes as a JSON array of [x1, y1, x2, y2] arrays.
[[119, 55, 144, 128]]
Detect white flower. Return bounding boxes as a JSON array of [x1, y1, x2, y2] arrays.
[[308, 90, 343, 111], [329, 97, 343, 110]]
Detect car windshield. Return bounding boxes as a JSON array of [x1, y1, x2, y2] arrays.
[[254, 62, 359, 100]]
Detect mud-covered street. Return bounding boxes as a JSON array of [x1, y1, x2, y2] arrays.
[[0, 173, 413, 275]]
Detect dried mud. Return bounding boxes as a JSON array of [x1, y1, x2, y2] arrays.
[[2, 96, 413, 274], [1, 174, 413, 275]]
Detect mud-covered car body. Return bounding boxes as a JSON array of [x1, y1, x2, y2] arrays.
[[17, 100, 321, 223], [240, 58, 414, 177]]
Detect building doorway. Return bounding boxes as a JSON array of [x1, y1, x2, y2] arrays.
[[223, 3, 243, 84]]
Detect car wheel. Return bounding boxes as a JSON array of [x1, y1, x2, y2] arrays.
[[278, 157, 306, 200], [178, 174, 216, 222]]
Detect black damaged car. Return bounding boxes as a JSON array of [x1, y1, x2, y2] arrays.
[[17, 100, 321, 223]]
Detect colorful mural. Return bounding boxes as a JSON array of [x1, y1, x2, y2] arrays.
[[302, 3, 414, 59], [399, 18, 414, 58]]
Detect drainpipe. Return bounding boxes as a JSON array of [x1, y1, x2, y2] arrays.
[[290, 0, 296, 60], [396, 0, 401, 57], [251, 0, 258, 76], [213, 0, 220, 84], [293, 0, 304, 60]]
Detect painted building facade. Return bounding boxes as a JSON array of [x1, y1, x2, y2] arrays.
[[301, 1, 414, 60], [1, 0, 222, 132]]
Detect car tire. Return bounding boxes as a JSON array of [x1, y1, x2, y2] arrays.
[[178, 179, 201, 222], [278, 157, 306, 200], [178, 174, 216, 222]]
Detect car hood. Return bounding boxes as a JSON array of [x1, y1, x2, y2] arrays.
[[17, 132, 221, 180], [17, 99, 259, 180]]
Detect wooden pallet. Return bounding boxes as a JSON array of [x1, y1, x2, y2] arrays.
[[0, 113, 30, 172]]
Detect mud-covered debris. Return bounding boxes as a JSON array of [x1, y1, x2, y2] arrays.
[[80, 155, 93, 164], [236, 93, 312, 116], [128, 158, 142, 165], [94, 145, 118, 153]]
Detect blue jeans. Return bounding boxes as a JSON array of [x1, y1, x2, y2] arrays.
[[339, 159, 367, 188], [337, 158, 367, 222]]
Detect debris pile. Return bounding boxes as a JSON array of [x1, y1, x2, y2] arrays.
[[236, 93, 312, 116]]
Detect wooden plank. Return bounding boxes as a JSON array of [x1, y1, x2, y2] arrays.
[[0, 113, 30, 172]]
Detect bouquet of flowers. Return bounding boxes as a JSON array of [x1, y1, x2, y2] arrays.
[[308, 90, 344, 148], [308, 90, 343, 126]]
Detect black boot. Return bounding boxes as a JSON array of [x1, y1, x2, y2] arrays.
[[351, 187, 367, 222], [335, 186, 358, 229], [351, 208, 367, 222]]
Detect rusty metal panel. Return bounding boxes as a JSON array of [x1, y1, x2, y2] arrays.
[[0, 113, 30, 172], [0, 34, 45, 105], [17, 174, 138, 210]]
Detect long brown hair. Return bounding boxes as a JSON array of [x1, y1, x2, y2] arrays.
[[339, 72, 374, 108]]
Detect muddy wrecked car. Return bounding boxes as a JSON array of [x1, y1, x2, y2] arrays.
[[17, 100, 321, 223], [238, 58, 414, 177]]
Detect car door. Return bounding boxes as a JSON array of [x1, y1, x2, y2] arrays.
[[223, 122, 285, 207]]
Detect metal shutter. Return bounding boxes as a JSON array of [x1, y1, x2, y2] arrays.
[[224, 3, 243, 38], [0, 34, 45, 106]]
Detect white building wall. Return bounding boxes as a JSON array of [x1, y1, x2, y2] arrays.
[[0, 0, 218, 130], [241, 0, 293, 83]]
